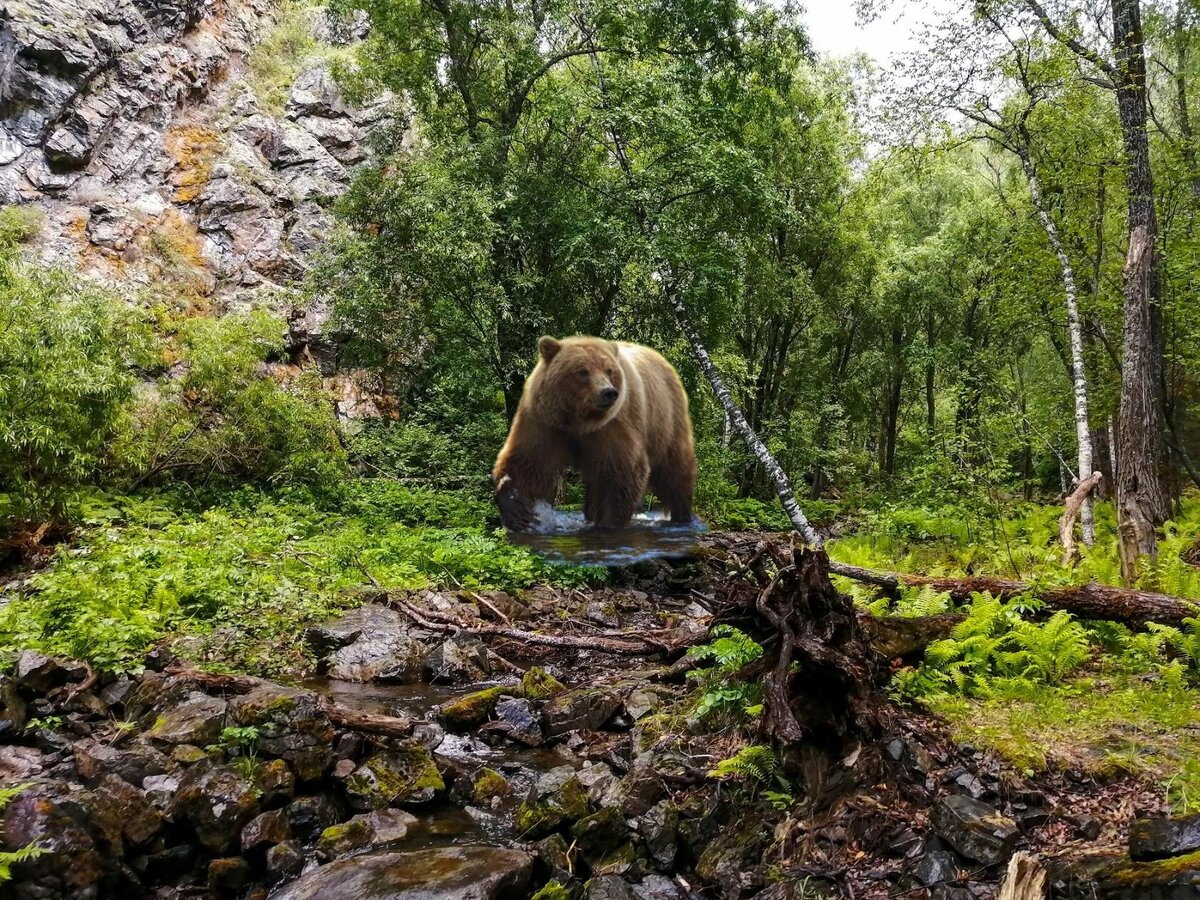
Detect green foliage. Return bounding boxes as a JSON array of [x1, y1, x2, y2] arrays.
[[245, 1, 351, 114], [688, 625, 765, 723], [122, 310, 347, 492], [0, 206, 42, 246], [709, 745, 792, 806], [0, 247, 151, 525], [0, 784, 44, 883], [892, 593, 1092, 703], [0, 485, 594, 674]]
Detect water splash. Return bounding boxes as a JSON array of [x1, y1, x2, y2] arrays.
[[506, 503, 706, 566]]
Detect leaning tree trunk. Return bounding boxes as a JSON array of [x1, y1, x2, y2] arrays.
[[1112, 0, 1172, 585], [1019, 147, 1098, 547], [669, 289, 823, 546]]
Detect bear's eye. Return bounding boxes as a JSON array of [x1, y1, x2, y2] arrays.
[[576, 368, 589, 377], [606, 368, 615, 378]]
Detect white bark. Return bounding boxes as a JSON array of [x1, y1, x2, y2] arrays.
[[669, 293, 823, 547], [1021, 154, 1096, 546]]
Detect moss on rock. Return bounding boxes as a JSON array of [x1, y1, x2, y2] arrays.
[[472, 767, 511, 805], [521, 667, 566, 701], [516, 775, 590, 838], [345, 743, 445, 809], [438, 687, 506, 731]]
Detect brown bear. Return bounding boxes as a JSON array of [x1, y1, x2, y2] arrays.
[[493, 335, 697, 531]]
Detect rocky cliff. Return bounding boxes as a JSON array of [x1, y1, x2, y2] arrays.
[[0, 0, 394, 388]]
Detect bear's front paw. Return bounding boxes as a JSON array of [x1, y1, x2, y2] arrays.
[[496, 484, 537, 532]]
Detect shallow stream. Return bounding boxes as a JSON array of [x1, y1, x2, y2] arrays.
[[505, 504, 707, 566]]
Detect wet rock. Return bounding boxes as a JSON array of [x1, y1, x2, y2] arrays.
[[0, 674, 28, 733], [270, 845, 533, 900], [209, 856, 250, 894], [521, 666, 567, 700], [308, 606, 428, 683], [145, 691, 227, 745], [171, 763, 261, 853], [0, 745, 46, 780], [439, 687, 505, 731], [932, 795, 1018, 865], [633, 874, 686, 900], [424, 636, 492, 683], [695, 816, 767, 898], [137, 842, 195, 881], [287, 793, 344, 840], [517, 767, 591, 838], [471, 768, 512, 805], [98, 677, 136, 709], [255, 758, 297, 807], [73, 739, 172, 787], [268, 838, 307, 878], [0, 782, 105, 896], [574, 806, 631, 862], [241, 808, 292, 851], [584, 873, 636, 899], [229, 685, 336, 781], [141, 773, 180, 809], [543, 686, 622, 738], [916, 850, 961, 886], [488, 697, 543, 746], [578, 762, 618, 803], [344, 744, 445, 809], [637, 800, 679, 870], [1130, 814, 1200, 861], [535, 833, 574, 883], [602, 756, 665, 817], [14, 650, 64, 692], [94, 774, 163, 847], [316, 808, 418, 858]]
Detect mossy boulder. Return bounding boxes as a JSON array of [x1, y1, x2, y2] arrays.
[[571, 806, 629, 857], [344, 743, 445, 810], [542, 687, 621, 738], [521, 667, 566, 700], [472, 767, 512, 805], [516, 767, 590, 838], [439, 687, 507, 731], [229, 685, 335, 781], [316, 819, 373, 859]]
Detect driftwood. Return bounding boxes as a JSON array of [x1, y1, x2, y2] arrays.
[[167, 667, 415, 739], [1059, 471, 1103, 567], [827, 561, 1200, 628], [998, 852, 1047, 900]]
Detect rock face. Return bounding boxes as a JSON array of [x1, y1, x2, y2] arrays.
[[931, 795, 1019, 865], [1130, 814, 1200, 862], [271, 845, 534, 900], [0, 0, 399, 390]]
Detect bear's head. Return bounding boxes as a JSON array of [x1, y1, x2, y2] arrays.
[[534, 335, 626, 432]]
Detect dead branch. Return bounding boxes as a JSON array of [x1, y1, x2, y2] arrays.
[[1059, 471, 1104, 567]]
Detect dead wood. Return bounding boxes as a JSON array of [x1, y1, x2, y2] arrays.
[[827, 560, 1199, 627], [998, 852, 1048, 900], [1059, 471, 1103, 567]]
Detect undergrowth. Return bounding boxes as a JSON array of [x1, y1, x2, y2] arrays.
[[0, 483, 597, 676]]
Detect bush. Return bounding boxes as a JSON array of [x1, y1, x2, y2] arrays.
[[0, 246, 151, 526]]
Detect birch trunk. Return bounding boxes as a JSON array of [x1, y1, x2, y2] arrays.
[[669, 292, 822, 547], [1019, 150, 1097, 546]]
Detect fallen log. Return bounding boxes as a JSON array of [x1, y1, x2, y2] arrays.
[[827, 561, 1200, 628], [166, 667, 415, 739]]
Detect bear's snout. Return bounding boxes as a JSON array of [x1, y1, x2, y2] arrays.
[[597, 386, 619, 407]]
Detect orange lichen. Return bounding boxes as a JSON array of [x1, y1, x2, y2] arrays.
[[165, 124, 223, 204]]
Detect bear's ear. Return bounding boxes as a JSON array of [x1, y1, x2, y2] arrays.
[[609, 340, 621, 357], [538, 336, 562, 361]]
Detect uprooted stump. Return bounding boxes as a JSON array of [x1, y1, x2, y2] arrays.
[[708, 541, 890, 776]]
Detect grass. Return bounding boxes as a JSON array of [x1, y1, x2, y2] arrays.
[[0, 482, 598, 676], [932, 668, 1200, 813], [247, 0, 355, 115]]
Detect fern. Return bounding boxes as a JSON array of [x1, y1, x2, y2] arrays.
[[709, 744, 792, 805], [1010, 612, 1089, 681], [688, 626, 765, 724]]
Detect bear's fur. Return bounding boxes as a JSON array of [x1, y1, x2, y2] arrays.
[[493, 335, 697, 530]]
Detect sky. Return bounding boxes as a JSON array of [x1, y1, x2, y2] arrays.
[[801, 2, 930, 64]]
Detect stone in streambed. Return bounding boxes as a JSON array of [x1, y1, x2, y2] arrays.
[[307, 606, 428, 682], [242, 808, 292, 851], [1130, 814, 1200, 861], [316, 809, 418, 858], [229, 684, 336, 781], [439, 687, 506, 731], [344, 744, 445, 809], [486, 697, 543, 746], [517, 766, 591, 838], [543, 686, 621, 737], [931, 795, 1018, 865], [424, 636, 492, 683], [269, 845, 533, 899], [522, 666, 566, 700]]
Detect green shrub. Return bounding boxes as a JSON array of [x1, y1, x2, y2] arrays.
[[0, 249, 151, 525]]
